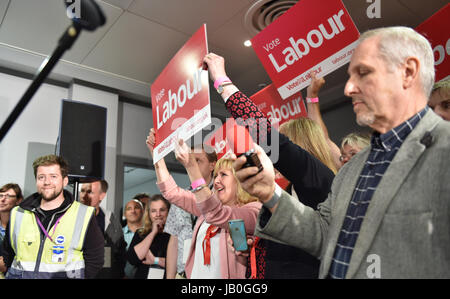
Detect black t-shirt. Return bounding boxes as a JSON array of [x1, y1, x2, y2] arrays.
[[95, 208, 106, 234], [126, 231, 170, 279]]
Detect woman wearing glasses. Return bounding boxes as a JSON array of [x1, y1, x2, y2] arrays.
[[0, 183, 23, 278], [339, 132, 371, 166]]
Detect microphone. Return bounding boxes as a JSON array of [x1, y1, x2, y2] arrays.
[[65, 0, 106, 31], [0, 0, 106, 143], [420, 131, 434, 148]]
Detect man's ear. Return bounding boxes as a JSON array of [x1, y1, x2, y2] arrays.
[[402, 57, 420, 90], [63, 176, 69, 188], [99, 191, 106, 201]]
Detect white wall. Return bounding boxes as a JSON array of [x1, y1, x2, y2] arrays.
[[120, 102, 153, 159], [0, 72, 68, 192], [0, 73, 121, 214]]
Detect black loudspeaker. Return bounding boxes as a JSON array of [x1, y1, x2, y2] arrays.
[[57, 99, 107, 183]]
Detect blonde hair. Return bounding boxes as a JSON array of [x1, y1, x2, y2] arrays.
[[138, 194, 170, 237], [341, 132, 371, 150], [432, 77, 450, 93], [213, 158, 258, 205], [279, 118, 337, 174]]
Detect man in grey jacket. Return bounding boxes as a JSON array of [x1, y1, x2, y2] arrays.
[[234, 26, 450, 279]]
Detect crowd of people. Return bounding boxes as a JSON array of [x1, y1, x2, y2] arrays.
[[0, 26, 449, 279]]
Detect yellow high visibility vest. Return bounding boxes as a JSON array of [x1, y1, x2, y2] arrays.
[[8, 201, 94, 279]]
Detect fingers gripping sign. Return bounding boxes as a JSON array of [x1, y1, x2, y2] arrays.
[[307, 71, 326, 98], [174, 138, 191, 167], [203, 52, 227, 83], [146, 128, 156, 157]]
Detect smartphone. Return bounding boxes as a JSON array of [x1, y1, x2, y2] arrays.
[[239, 148, 263, 173], [228, 219, 248, 252]]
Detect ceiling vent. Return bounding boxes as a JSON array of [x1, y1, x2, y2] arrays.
[[244, 0, 298, 37]]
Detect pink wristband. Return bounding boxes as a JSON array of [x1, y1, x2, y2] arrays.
[[306, 97, 319, 103], [214, 76, 231, 89], [191, 178, 206, 190]]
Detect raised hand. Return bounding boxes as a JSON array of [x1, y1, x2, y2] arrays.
[[146, 128, 156, 157], [174, 138, 192, 168], [307, 72, 325, 98], [203, 53, 227, 83]]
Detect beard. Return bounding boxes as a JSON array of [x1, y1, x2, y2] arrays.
[[355, 108, 375, 127], [40, 187, 64, 202], [356, 114, 375, 126]]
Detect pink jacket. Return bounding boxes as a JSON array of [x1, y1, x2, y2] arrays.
[[157, 176, 262, 279]]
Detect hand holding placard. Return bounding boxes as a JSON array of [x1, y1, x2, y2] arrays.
[[146, 128, 156, 158], [174, 138, 192, 168], [307, 72, 325, 98], [203, 53, 228, 83]]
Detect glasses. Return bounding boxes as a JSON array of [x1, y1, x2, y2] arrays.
[[0, 194, 17, 200], [339, 151, 358, 162]]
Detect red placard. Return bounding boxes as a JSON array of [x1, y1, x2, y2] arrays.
[[250, 83, 307, 128], [151, 24, 210, 162], [204, 118, 235, 160], [204, 118, 257, 160], [251, 0, 359, 99], [415, 4, 450, 82]]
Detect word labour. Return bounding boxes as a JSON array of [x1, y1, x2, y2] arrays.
[[156, 68, 203, 129], [266, 9, 346, 73]]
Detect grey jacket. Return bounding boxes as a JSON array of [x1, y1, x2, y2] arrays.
[[256, 109, 450, 278]]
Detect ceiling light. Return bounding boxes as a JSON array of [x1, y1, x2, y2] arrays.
[[244, 40, 252, 47]]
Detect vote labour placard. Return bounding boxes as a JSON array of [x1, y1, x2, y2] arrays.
[[415, 3, 450, 82], [151, 24, 210, 163], [251, 0, 359, 99], [250, 83, 307, 128]]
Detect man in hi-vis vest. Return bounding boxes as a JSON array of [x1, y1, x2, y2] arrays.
[[2, 155, 104, 279]]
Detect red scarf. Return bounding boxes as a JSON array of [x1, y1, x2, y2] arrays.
[[250, 237, 260, 279], [202, 224, 221, 265]]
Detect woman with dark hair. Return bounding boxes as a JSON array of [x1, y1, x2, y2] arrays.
[[0, 183, 23, 278]]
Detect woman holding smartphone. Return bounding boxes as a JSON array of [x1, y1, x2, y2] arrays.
[[146, 130, 261, 279]]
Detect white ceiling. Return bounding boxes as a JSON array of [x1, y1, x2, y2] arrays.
[[0, 0, 447, 118]]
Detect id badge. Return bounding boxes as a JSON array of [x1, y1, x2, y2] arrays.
[[51, 245, 65, 263], [147, 267, 165, 279]]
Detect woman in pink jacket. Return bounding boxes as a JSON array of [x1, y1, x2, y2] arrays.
[[146, 129, 261, 279]]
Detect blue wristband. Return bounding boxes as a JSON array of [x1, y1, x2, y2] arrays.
[[154, 257, 159, 265]]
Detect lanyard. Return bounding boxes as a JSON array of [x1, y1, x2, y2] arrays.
[[35, 213, 65, 243]]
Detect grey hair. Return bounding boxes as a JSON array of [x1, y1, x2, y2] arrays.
[[359, 26, 435, 98]]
